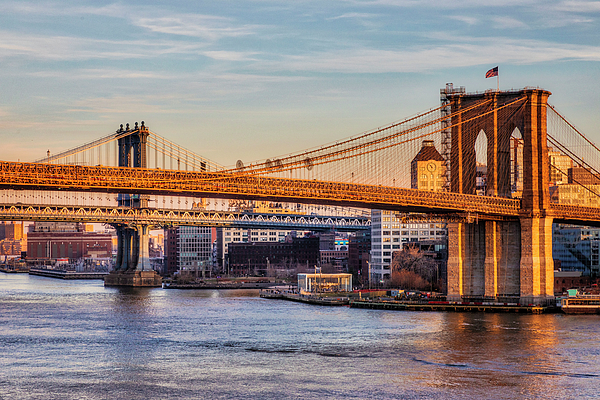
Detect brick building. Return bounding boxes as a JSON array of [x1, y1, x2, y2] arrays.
[[228, 236, 319, 276], [26, 223, 112, 263]]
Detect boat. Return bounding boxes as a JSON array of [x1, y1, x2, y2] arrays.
[[561, 294, 600, 314]]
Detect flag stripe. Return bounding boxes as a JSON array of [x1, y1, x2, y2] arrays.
[[486, 66, 499, 78]]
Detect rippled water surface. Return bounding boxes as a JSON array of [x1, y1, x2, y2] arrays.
[[1, 274, 599, 399]]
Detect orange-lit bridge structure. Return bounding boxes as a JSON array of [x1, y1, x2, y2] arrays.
[[1, 86, 599, 302]]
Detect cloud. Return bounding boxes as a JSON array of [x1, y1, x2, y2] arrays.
[[553, 0, 600, 12], [492, 16, 529, 29], [202, 51, 260, 61], [0, 2, 262, 41], [327, 12, 379, 20], [343, 0, 543, 8], [448, 15, 479, 25], [0, 30, 213, 61], [29, 69, 174, 80], [133, 15, 259, 39], [272, 38, 600, 73]]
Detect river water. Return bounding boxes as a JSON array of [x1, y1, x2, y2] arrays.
[[1, 274, 599, 399]]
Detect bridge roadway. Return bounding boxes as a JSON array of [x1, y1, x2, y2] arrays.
[[0, 203, 369, 231], [0, 161, 599, 225]]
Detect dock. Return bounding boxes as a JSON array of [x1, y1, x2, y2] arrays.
[[259, 289, 350, 306], [29, 268, 108, 280]]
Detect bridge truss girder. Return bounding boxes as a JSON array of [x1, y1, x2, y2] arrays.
[[0, 203, 370, 231]]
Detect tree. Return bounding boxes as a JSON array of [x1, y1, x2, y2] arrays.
[[390, 246, 439, 290]]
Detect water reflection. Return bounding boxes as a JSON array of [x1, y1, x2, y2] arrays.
[[2, 275, 599, 399], [405, 312, 573, 398]]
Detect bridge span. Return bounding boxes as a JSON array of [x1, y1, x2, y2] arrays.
[[1, 87, 600, 305]]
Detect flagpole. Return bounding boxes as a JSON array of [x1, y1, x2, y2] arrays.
[[497, 74, 499, 92]]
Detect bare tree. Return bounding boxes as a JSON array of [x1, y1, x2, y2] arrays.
[[390, 246, 438, 290]]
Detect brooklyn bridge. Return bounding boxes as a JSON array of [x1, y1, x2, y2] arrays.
[[1, 86, 598, 306]]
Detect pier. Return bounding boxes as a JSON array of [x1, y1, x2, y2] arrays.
[[29, 268, 108, 280]]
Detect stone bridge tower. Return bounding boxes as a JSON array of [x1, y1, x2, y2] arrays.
[[443, 88, 553, 305], [105, 121, 161, 287]]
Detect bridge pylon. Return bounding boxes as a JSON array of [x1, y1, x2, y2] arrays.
[[116, 121, 149, 208], [105, 121, 161, 287], [444, 88, 554, 306]]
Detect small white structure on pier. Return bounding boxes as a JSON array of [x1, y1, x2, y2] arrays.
[[297, 273, 352, 293]]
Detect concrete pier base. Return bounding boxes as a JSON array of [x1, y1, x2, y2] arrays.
[[104, 270, 162, 287]]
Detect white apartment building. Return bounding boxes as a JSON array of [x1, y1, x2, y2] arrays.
[[369, 210, 447, 284]]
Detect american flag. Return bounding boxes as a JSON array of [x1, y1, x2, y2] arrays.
[[485, 66, 499, 78]]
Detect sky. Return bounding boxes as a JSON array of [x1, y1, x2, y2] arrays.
[[0, 0, 599, 167]]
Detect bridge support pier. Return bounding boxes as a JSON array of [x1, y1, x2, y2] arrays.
[[447, 220, 521, 303], [104, 224, 162, 287], [519, 216, 554, 305]]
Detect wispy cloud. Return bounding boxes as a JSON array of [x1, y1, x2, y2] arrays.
[[274, 38, 600, 73], [448, 15, 479, 25], [0, 31, 212, 61], [327, 12, 379, 20], [133, 15, 259, 39], [202, 51, 260, 61], [492, 16, 529, 29], [29, 69, 174, 80], [553, 0, 600, 12]]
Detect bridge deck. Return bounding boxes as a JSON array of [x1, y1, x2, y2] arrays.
[[0, 161, 521, 217]]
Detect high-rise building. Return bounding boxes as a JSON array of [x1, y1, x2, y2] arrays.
[[548, 149, 573, 185], [164, 226, 213, 276], [553, 224, 600, 277], [0, 222, 26, 256]]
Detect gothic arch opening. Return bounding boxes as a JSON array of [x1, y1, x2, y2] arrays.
[[474, 129, 488, 195], [510, 127, 523, 198]]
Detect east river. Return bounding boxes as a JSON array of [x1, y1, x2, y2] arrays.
[[1, 274, 599, 399]]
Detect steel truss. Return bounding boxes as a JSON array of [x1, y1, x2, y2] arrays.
[[0, 203, 370, 231]]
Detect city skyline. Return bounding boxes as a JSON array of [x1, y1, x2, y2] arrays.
[[0, 0, 599, 166]]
